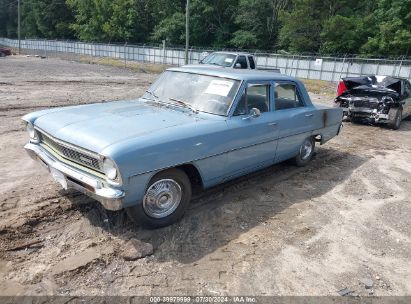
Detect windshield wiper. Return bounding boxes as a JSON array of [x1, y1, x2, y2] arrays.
[[144, 90, 161, 102], [169, 97, 198, 113], [144, 92, 198, 113]]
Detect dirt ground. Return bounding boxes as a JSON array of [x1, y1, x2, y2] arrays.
[[0, 56, 410, 297]]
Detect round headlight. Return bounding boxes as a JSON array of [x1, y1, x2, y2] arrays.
[[103, 158, 118, 180], [27, 122, 39, 142]]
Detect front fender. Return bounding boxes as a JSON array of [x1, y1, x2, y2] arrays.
[[22, 106, 81, 124], [103, 119, 229, 186], [122, 171, 156, 207]]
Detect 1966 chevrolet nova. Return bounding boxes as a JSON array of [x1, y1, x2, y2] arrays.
[[23, 66, 343, 227]]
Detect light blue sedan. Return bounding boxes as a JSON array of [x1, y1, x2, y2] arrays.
[[23, 66, 343, 227]]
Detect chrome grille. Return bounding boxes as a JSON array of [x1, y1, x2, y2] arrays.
[[38, 131, 103, 173], [353, 99, 378, 109]]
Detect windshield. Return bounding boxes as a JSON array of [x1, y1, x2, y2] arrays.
[[142, 71, 241, 116], [201, 53, 236, 67]]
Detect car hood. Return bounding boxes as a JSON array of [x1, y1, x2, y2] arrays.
[[195, 63, 226, 68], [32, 100, 204, 153]]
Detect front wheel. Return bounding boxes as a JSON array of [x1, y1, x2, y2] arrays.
[[293, 137, 315, 167], [388, 108, 402, 130], [126, 168, 192, 228]]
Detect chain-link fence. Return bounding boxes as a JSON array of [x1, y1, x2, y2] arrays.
[[1, 38, 410, 82]]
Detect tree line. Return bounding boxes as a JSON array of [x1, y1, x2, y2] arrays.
[[0, 0, 410, 57]]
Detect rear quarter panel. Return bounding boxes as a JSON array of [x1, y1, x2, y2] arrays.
[[312, 103, 343, 143]]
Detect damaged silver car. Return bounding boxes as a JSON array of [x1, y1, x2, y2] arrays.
[[334, 76, 411, 129]]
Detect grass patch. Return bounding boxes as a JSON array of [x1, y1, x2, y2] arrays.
[[77, 56, 168, 74], [300, 79, 337, 97]]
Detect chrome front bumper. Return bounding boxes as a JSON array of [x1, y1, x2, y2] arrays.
[[24, 143, 125, 211]]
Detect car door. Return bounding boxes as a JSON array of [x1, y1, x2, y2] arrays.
[[273, 81, 319, 163], [224, 81, 279, 180]]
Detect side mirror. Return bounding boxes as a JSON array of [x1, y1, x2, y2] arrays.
[[243, 108, 261, 120], [250, 108, 261, 118], [234, 63, 242, 69]]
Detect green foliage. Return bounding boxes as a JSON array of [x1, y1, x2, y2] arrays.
[[232, 0, 290, 49], [320, 15, 366, 55], [278, 0, 369, 53], [361, 0, 411, 57], [0, 0, 18, 38], [230, 30, 258, 48], [150, 0, 239, 47], [278, 0, 323, 53], [66, 0, 114, 41], [0, 0, 409, 57], [105, 0, 154, 42], [190, 0, 238, 47], [21, 0, 74, 39], [151, 12, 186, 44]]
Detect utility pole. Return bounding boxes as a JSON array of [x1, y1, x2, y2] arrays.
[[18, 0, 21, 54], [185, 0, 189, 65]]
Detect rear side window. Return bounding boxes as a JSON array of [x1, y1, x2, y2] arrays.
[[235, 56, 248, 69], [275, 83, 304, 110], [248, 56, 256, 69]]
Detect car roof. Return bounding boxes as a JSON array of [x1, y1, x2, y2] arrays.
[[168, 65, 294, 82], [210, 51, 253, 56]]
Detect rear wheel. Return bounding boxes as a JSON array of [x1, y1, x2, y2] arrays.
[[126, 168, 192, 228], [388, 108, 402, 130], [293, 137, 315, 167]]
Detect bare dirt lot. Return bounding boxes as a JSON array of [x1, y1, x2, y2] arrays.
[[0, 56, 410, 297]]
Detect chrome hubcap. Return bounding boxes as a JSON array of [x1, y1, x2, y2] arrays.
[[143, 179, 182, 219], [301, 139, 313, 160]]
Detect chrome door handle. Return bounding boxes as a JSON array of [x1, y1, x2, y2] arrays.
[[268, 122, 277, 126], [305, 114, 314, 117]]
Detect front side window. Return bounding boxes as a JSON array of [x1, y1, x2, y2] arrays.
[[235, 56, 248, 69], [142, 71, 241, 116], [234, 85, 270, 115], [274, 83, 304, 110]]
